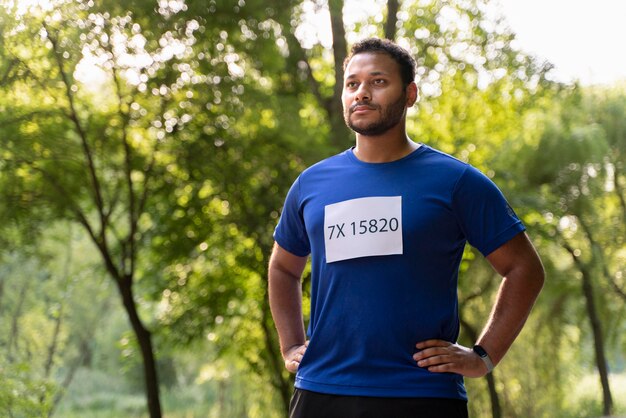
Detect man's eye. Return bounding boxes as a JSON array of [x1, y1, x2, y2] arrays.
[[346, 82, 358, 88], [373, 79, 385, 85]]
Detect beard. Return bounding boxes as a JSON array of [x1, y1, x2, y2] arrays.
[[344, 92, 407, 136]]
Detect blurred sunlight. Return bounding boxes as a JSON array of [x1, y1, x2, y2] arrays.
[[2, 0, 53, 15], [499, 0, 626, 85], [299, 0, 626, 86]]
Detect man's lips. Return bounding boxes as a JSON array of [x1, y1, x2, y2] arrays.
[[351, 104, 377, 114]]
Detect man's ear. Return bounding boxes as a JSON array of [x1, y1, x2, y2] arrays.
[[406, 82, 419, 107]]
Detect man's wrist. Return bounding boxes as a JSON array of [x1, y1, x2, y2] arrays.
[[472, 345, 495, 373], [281, 341, 306, 357]]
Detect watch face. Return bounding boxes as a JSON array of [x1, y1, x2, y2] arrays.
[[473, 345, 488, 357], [473, 345, 494, 372]]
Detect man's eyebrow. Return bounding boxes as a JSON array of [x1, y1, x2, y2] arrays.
[[345, 70, 389, 80]]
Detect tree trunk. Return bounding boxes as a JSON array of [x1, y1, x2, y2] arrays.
[[612, 163, 626, 226], [327, 0, 352, 149], [564, 243, 613, 416], [7, 279, 29, 360], [580, 266, 613, 416], [0, 273, 5, 311], [43, 305, 63, 378], [385, 0, 400, 40], [261, 283, 293, 416], [48, 338, 90, 418], [579, 216, 626, 302], [44, 236, 72, 382], [116, 277, 162, 418], [460, 318, 502, 418], [281, 0, 351, 150], [484, 371, 501, 418]]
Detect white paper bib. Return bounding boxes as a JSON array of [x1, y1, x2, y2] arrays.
[[324, 196, 403, 263]]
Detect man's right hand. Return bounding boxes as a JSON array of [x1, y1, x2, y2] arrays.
[[283, 342, 308, 373]]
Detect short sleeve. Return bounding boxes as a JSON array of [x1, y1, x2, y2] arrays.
[[452, 166, 525, 257], [273, 176, 311, 257]]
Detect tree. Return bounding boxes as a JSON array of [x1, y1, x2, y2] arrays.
[[513, 84, 626, 416], [0, 223, 112, 417], [152, 0, 564, 415], [4, 1, 612, 417], [0, 1, 211, 414], [2, 0, 320, 415]]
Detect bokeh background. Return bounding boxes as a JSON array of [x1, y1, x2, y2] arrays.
[[1, 0, 625, 417]]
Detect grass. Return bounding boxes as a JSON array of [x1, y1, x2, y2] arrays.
[[573, 372, 626, 418], [54, 368, 209, 418], [54, 368, 626, 418]]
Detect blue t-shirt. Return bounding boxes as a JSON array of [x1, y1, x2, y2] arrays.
[[273, 145, 525, 400]]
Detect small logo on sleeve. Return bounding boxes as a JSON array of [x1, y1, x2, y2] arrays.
[[506, 202, 518, 219]]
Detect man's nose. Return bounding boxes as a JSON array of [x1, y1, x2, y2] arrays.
[[355, 83, 371, 102]]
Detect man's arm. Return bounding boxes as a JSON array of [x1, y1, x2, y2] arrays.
[[268, 242, 309, 373], [413, 232, 545, 377], [475, 231, 545, 366]]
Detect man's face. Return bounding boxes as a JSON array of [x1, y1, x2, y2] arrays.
[[342, 52, 409, 136]]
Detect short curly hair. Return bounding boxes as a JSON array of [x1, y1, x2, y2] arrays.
[[343, 38, 416, 87]]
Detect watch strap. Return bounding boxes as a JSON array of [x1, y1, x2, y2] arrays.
[[472, 345, 494, 373]]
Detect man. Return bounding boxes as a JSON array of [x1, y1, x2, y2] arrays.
[[268, 38, 544, 418]]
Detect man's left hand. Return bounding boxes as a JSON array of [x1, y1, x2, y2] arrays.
[[413, 339, 489, 378]]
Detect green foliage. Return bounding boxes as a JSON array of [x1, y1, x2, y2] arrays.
[[0, 361, 55, 418], [0, 223, 113, 416], [1, 0, 625, 417], [499, 83, 626, 416]]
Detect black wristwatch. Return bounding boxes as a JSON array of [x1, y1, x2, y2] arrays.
[[472, 345, 494, 373]]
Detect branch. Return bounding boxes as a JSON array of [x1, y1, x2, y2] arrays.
[[0, 272, 4, 312], [42, 233, 73, 381], [4, 52, 56, 95], [44, 23, 108, 235], [7, 279, 29, 361], [137, 152, 156, 220], [0, 58, 18, 85], [32, 164, 122, 281], [283, 24, 329, 115], [0, 109, 65, 126], [48, 336, 91, 417], [103, 21, 138, 277], [612, 163, 626, 226], [44, 23, 129, 283], [102, 183, 122, 227], [561, 239, 584, 269], [578, 217, 626, 302], [134, 99, 171, 261], [460, 271, 499, 305]]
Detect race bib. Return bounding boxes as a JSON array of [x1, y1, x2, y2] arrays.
[[324, 196, 403, 263]]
